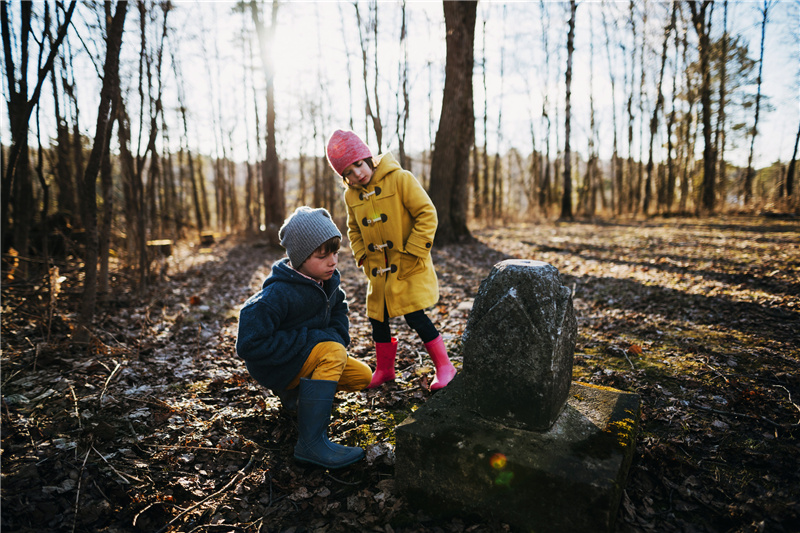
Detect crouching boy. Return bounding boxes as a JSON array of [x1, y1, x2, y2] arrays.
[[236, 206, 372, 469]]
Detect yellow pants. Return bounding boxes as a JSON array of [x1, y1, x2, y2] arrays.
[[286, 341, 372, 392]]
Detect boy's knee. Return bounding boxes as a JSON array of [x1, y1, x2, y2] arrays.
[[318, 342, 348, 366]]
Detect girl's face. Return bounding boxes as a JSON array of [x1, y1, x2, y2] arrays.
[[341, 159, 374, 187]]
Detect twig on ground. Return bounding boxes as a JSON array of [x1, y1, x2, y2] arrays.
[[703, 362, 730, 384], [186, 524, 246, 533], [142, 443, 250, 455], [71, 447, 92, 533], [92, 445, 142, 484], [69, 385, 81, 429], [775, 385, 800, 423], [326, 472, 362, 485], [99, 360, 122, 404], [623, 351, 635, 370], [153, 456, 255, 533], [691, 402, 799, 429]]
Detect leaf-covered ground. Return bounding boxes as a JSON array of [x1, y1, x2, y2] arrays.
[[2, 215, 798, 533]]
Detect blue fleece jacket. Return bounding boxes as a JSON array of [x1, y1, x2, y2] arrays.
[[235, 258, 350, 390]]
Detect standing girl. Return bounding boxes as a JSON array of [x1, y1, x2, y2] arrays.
[[326, 129, 457, 391]]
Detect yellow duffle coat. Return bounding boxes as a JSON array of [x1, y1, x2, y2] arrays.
[[344, 153, 439, 322]]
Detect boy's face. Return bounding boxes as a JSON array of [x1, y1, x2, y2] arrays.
[[342, 159, 374, 187], [297, 249, 339, 283]]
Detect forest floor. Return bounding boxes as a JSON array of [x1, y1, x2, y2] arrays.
[[2, 215, 799, 533]]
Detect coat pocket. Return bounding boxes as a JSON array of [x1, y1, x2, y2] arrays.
[[397, 252, 424, 281]]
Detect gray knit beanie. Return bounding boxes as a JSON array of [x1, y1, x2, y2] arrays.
[[278, 207, 342, 267]]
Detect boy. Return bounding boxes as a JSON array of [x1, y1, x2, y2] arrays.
[[236, 206, 372, 469]]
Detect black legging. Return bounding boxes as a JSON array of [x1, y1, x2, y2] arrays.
[[369, 304, 439, 344]]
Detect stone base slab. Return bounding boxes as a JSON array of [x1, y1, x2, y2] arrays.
[[395, 379, 640, 533]]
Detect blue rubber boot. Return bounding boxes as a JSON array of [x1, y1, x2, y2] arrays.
[[274, 387, 298, 415], [294, 378, 365, 469]]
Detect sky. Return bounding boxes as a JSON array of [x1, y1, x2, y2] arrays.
[[2, 1, 799, 170]]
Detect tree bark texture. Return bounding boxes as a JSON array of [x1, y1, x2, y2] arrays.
[[690, 1, 716, 213], [560, 0, 576, 220], [428, 0, 477, 244], [77, 0, 127, 340]]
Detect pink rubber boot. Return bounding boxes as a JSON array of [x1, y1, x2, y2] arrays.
[[425, 335, 457, 391], [367, 338, 398, 389]]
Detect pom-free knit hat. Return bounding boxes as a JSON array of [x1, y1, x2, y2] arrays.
[[326, 130, 373, 176], [278, 206, 342, 267]]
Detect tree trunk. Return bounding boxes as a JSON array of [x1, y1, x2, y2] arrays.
[[539, 0, 552, 215], [481, 19, 489, 218], [98, 119, 114, 300], [786, 120, 799, 198], [2, 0, 76, 253], [689, 1, 716, 213], [560, 0, 576, 220], [251, 0, 283, 241], [429, 0, 476, 244], [664, 9, 680, 213], [715, 0, 729, 209], [77, 0, 127, 341], [744, 1, 773, 205], [353, 1, 382, 150], [644, 1, 676, 215]]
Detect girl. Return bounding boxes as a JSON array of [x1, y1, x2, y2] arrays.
[[326, 129, 457, 391]]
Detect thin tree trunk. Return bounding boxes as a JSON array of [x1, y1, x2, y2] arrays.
[[560, 0, 576, 220], [251, 0, 283, 240], [539, 0, 552, 215], [2, 0, 76, 245], [396, 0, 409, 168], [744, 1, 773, 205], [664, 9, 680, 213], [715, 0, 729, 210], [601, 3, 621, 215], [98, 117, 114, 300], [644, 2, 676, 215], [353, 0, 382, 150], [481, 19, 489, 218], [689, 0, 716, 213], [786, 121, 799, 199], [77, 0, 127, 341]]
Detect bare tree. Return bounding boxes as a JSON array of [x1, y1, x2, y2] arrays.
[[743, 0, 776, 205], [624, 1, 636, 213], [579, 4, 600, 216], [644, 1, 676, 214], [492, 5, 507, 219], [715, 0, 729, 208], [429, 0, 477, 244], [560, 0, 576, 220], [602, 3, 622, 215], [250, 0, 283, 240], [2, 0, 76, 268], [688, 0, 716, 213], [354, 0, 383, 150], [786, 121, 799, 199], [679, 17, 695, 213], [480, 17, 489, 219], [539, 0, 553, 215], [663, 5, 681, 213], [77, 0, 127, 340], [396, 0, 409, 168]]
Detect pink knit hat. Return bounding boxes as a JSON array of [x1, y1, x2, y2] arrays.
[[326, 130, 373, 176]]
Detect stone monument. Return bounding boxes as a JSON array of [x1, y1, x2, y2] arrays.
[[395, 260, 640, 533]]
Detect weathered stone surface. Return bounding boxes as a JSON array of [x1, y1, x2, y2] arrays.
[[395, 260, 640, 532], [461, 260, 577, 430], [395, 380, 641, 533]]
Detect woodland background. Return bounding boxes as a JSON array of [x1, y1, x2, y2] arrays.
[[1, 1, 800, 531]]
